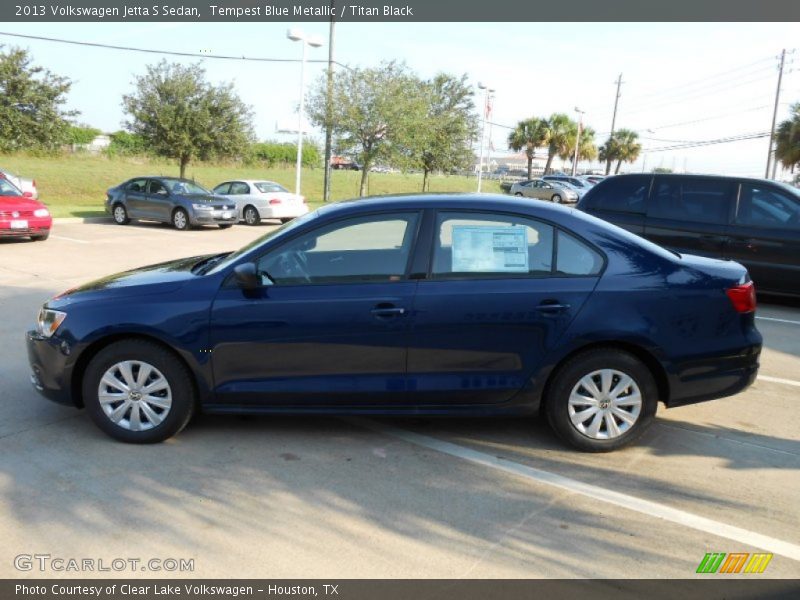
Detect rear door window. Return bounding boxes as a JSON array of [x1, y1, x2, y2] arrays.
[[587, 176, 649, 213], [649, 178, 732, 225], [229, 182, 250, 195]]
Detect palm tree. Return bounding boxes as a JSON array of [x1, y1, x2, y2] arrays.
[[558, 125, 598, 171], [599, 129, 641, 174], [542, 113, 575, 174], [775, 102, 800, 174], [507, 117, 548, 179]]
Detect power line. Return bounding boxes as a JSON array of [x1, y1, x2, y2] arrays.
[[0, 30, 353, 70], [643, 131, 769, 152]]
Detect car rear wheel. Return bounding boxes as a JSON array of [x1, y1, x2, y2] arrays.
[[244, 205, 261, 226], [551, 194, 562, 203], [172, 208, 190, 230], [112, 204, 130, 225], [514, 192, 523, 197], [218, 224, 233, 229], [545, 349, 658, 452], [82, 340, 195, 444], [31, 231, 50, 241], [280, 218, 293, 224]]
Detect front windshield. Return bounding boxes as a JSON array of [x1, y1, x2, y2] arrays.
[[0, 180, 22, 196], [165, 179, 211, 195], [255, 182, 289, 194], [206, 211, 318, 275]]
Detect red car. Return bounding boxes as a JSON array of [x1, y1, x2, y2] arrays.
[[0, 179, 51, 241]]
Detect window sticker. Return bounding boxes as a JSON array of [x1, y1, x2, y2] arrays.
[[451, 225, 529, 272]]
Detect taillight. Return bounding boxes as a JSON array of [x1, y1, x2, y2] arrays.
[[269, 199, 282, 205], [726, 281, 756, 313]]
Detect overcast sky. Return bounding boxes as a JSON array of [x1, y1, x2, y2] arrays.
[[2, 21, 799, 177]]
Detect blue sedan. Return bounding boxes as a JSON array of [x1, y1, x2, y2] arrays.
[[27, 194, 761, 451]]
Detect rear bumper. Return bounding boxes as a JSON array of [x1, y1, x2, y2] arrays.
[[26, 330, 76, 406], [665, 343, 761, 408], [255, 204, 310, 220]]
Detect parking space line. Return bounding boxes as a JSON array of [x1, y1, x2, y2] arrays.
[[50, 234, 90, 244], [756, 316, 800, 326], [356, 419, 800, 562], [758, 375, 800, 388]]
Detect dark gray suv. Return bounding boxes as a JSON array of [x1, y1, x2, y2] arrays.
[[577, 173, 800, 297], [105, 177, 238, 230]]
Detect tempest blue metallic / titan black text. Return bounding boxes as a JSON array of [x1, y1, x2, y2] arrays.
[[27, 194, 762, 451]]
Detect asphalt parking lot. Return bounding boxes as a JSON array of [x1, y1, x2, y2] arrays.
[[1, 220, 799, 579]]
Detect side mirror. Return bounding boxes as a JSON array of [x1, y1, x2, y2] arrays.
[[23, 191, 33, 198], [233, 263, 261, 290]]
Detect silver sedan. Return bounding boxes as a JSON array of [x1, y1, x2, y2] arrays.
[[509, 178, 579, 204]]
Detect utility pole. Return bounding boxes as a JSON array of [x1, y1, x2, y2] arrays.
[[572, 107, 585, 176], [322, 1, 336, 202], [605, 73, 623, 175], [765, 49, 786, 180]]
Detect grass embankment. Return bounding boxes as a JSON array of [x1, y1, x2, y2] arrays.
[[0, 154, 503, 218]]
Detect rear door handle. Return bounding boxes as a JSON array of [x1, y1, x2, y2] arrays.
[[371, 304, 406, 318]]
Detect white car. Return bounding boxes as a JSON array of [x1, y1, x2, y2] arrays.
[[212, 180, 309, 225], [0, 168, 38, 199]]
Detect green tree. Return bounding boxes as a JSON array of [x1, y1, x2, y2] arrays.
[[775, 102, 800, 173], [558, 125, 598, 171], [507, 117, 549, 179], [307, 61, 424, 197], [413, 73, 478, 192], [0, 46, 76, 152], [542, 113, 577, 174], [122, 61, 254, 178], [66, 124, 102, 145], [599, 129, 641, 174]]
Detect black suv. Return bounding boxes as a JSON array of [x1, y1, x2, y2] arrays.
[[577, 174, 800, 297]]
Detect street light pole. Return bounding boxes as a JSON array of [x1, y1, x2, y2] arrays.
[[571, 107, 585, 177], [287, 29, 323, 197], [322, 3, 336, 202], [476, 82, 494, 193]]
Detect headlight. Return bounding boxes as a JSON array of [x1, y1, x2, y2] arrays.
[[192, 203, 213, 210], [36, 308, 67, 338], [33, 208, 49, 217]]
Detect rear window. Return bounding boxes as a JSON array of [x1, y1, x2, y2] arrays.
[[255, 182, 289, 194], [586, 176, 649, 213], [736, 183, 800, 230]]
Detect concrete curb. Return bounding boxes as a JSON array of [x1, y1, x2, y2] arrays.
[[53, 216, 112, 224]]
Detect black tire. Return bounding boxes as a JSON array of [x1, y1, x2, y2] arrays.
[[218, 224, 234, 229], [82, 339, 196, 444], [31, 230, 50, 241], [514, 192, 523, 197], [172, 208, 190, 230], [545, 348, 658, 452], [243, 205, 261, 226], [112, 203, 130, 225], [280, 217, 293, 224], [551, 194, 562, 203]]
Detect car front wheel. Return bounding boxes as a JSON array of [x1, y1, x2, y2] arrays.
[[113, 204, 130, 225], [551, 194, 562, 203], [82, 340, 195, 443], [546, 349, 658, 452]]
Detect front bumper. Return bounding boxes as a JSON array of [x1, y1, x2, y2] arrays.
[[665, 343, 761, 408], [26, 330, 76, 406], [190, 209, 238, 226]]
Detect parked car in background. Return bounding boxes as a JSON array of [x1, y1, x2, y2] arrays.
[[577, 173, 800, 297], [330, 156, 361, 170], [212, 180, 309, 225], [27, 194, 762, 451], [582, 175, 606, 185], [511, 178, 579, 203], [0, 178, 51, 241], [0, 167, 38, 199], [106, 177, 238, 231], [543, 175, 594, 198]]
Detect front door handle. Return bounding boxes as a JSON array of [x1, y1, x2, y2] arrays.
[[536, 301, 571, 313]]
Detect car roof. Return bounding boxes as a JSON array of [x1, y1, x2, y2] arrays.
[[607, 172, 789, 186], [222, 179, 287, 187]]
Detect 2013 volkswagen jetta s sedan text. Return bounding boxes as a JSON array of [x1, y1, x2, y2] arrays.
[[27, 195, 762, 451]]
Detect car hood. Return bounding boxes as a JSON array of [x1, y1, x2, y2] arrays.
[[0, 196, 44, 211], [48, 254, 215, 307]]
